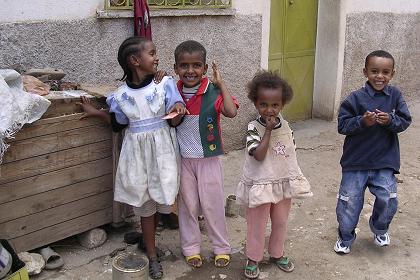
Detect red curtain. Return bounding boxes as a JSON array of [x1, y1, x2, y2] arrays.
[[133, 0, 152, 40]]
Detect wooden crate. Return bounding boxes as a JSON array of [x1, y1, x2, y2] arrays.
[[0, 94, 114, 252]]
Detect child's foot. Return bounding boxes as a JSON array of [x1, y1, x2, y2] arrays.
[[148, 257, 163, 279], [334, 238, 350, 254], [269, 256, 294, 272], [185, 254, 203, 268], [244, 259, 259, 279], [214, 254, 230, 267], [374, 232, 390, 246]]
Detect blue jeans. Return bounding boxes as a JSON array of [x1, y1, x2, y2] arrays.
[[336, 169, 398, 247]]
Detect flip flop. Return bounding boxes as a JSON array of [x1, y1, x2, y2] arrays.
[[185, 254, 203, 268], [148, 258, 163, 279], [244, 259, 259, 279], [270, 256, 294, 272], [214, 254, 230, 267], [39, 247, 64, 270]]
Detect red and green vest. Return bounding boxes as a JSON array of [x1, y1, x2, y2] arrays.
[[176, 78, 225, 158]]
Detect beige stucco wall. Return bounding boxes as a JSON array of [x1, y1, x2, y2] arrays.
[[234, 0, 271, 69], [0, 1, 264, 150], [313, 0, 420, 120], [341, 12, 420, 104]]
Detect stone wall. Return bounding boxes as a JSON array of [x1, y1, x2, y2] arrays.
[[0, 14, 262, 150]]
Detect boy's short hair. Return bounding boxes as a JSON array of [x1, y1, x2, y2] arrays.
[[247, 70, 293, 105], [365, 50, 395, 69], [174, 40, 207, 64]]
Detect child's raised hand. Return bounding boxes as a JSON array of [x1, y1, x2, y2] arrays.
[[265, 116, 278, 131], [77, 96, 100, 120], [375, 109, 391, 125], [154, 70, 167, 84], [362, 110, 377, 127], [210, 62, 225, 88]]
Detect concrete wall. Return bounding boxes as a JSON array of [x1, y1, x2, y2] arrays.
[[234, 0, 270, 69], [342, 12, 420, 104], [313, 0, 420, 120], [0, 1, 264, 150], [312, 0, 344, 120], [0, 0, 103, 22]]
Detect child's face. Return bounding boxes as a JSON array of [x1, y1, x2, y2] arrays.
[[174, 51, 208, 88], [131, 41, 159, 75], [254, 87, 284, 122], [363, 56, 394, 91]]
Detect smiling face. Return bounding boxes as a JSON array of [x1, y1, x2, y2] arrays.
[[174, 51, 208, 88], [363, 56, 394, 91], [134, 41, 159, 75], [254, 87, 284, 122]]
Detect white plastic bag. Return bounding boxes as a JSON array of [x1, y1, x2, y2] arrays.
[[0, 69, 51, 164]]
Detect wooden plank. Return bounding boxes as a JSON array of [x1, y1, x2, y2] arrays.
[[9, 114, 108, 142], [79, 84, 116, 97], [0, 157, 112, 204], [3, 125, 111, 163], [0, 140, 112, 184], [9, 207, 113, 253], [0, 191, 113, 239], [42, 95, 107, 119], [0, 174, 112, 223]]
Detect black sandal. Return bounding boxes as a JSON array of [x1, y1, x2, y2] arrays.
[[148, 258, 163, 279]]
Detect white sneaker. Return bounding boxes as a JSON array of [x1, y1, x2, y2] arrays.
[[374, 232, 390, 246], [334, 238, 350, 254]]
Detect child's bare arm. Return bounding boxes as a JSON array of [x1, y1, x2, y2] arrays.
[[252, 117, 277, 161], [77, 96, 111, 124], [211, 62, 237, 118], [154, 70, 167, 84], [168, 102, 189, 127]]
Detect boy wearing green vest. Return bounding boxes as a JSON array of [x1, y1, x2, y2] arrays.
[[171, 40, 238, 268]]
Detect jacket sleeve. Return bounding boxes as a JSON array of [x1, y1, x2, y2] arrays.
[[337, 98, 367, 136], [384, 93, 412, 133]]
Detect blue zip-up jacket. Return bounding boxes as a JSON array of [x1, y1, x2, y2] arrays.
[[338, 82, 411, 173]]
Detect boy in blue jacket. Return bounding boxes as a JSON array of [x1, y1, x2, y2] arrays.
[[334, 50, 412, 254]]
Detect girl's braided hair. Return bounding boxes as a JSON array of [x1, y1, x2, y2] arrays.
[[117, 36, 151, 81]]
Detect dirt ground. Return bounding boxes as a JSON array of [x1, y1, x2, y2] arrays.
[[32, 101, 419, 280]]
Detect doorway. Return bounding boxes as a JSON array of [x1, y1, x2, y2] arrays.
[[269, 0, 318, 120]]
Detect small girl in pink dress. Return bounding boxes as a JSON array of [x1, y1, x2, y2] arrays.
[[235, 70, 312, 279]]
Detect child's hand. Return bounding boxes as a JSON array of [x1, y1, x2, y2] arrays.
[[210, 62, 225, 88], [265, 116, 278, 131], [362, 110, 377, 127], [169, 102, 189, 116], [375, 109, 391, 125], [77, 96, 100, 120], [154, 70, 167, 84]]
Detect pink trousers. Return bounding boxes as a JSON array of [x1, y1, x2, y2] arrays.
[[178, 157, 231, 256], [246, 199, 291, 262]]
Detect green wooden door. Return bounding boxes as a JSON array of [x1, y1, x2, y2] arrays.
[[269, 0, 318, 120]]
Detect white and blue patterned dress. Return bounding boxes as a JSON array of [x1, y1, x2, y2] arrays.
[[107, 76, 183, 207]]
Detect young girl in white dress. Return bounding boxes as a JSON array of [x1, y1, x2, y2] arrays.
[[80, 36, 187, 279], [235, 71, 312, 279]]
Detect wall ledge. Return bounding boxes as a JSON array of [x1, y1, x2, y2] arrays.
[[96, 8, 236, 19]]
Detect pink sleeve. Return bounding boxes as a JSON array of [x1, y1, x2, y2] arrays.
[[214, 94, 239, 113]]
